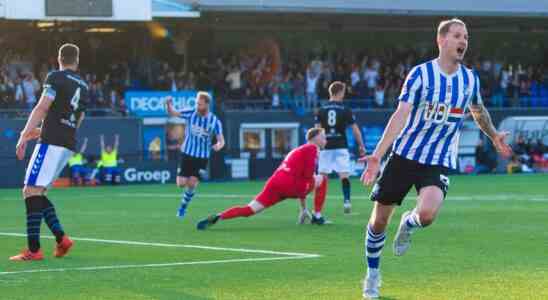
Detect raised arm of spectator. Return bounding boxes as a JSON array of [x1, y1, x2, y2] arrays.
[[80, 137, 88, 154], [100, 134, 105, 152], [114, 134, 120, 151]]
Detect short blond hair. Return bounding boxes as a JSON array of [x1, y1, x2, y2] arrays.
[[306, 128, 324, 141], [437, 18, 466, 37], [196, 91, 212, 104]]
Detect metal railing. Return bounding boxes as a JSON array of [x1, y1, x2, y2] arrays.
[[221, 96, 548, 112], [0, 108, 125, 119]]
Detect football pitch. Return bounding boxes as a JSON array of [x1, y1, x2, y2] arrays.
[[1, 174, 547, 300]]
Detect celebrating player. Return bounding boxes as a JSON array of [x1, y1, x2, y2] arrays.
[[313, 81, 365, 223], [11, 43, 88, 261], [360, 19, 512, 299], [99, 134, 121, 185], [196, 128, 327, 230], [165, 92, 225, 218]]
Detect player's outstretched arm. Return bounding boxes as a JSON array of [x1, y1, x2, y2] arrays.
[[15, 95, 53, 160], [359, 101, 412, 185], [469, 104, 512, 158], [165, 97, 181, 118]]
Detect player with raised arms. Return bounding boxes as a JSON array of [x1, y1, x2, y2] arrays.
[[165, 92, 225, 218], [359, 19, 512, 299], [196, 128, 327, 230], [11, 43, 88, 261]]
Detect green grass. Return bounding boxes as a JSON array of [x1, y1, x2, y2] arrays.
[[1, 174, 548, 300]]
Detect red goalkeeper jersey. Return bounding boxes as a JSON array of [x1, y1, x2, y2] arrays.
[[276, 143, 319, 198]]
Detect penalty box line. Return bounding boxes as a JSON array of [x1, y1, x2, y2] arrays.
[[0, 232, 321, 276]]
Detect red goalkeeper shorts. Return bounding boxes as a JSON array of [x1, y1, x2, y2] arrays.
[[255, 171, 300, 208]]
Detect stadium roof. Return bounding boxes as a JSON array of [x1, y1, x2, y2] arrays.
[[152, 0, 200, 18], [171, 0, 548, 17]]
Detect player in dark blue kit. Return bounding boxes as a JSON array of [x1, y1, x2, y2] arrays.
[[11, 44, 88, 261], [313, 81, 366, 223]]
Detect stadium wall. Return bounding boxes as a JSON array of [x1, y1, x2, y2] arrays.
[[0, 118, 143, 188], [1, 108, 548, 187], [0, 118, 143, 159], [222, 108, 548, 178]]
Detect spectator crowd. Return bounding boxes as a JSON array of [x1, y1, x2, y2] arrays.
[[1, 50, 129, 115], [474, 134, 548, 174], [188, 48, 548, 110], [2, 46, 548, 113], [507, 135, 548, 173]]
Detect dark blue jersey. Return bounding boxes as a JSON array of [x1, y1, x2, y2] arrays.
[[40, 70, 88, 151]]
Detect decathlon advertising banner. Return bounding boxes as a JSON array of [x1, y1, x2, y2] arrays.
[[125, 91, 214, 117]]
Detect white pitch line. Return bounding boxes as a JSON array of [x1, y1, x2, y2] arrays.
[[0, 255, 318, 276], [0, 233, 320, 258]]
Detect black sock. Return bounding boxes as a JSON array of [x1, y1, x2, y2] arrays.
[[25, 196, 43, 253], [341, 178, 351, 203], [41, 196, 65, 243]]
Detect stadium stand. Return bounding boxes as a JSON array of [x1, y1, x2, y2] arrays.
[[1, 47, 547, 116]]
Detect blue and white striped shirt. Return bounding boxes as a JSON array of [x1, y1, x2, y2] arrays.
[[393, 59, 482, 169], [179, 109, 223, 159]]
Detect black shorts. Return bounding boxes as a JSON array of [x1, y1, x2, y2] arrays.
[[370, 154, 450, 206], [178, 154, 208, 179]]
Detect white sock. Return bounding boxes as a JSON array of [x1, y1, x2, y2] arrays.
[[181, 188, 196, 206], [367, 268, 380, 277], [403, 211, 422, 233]]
